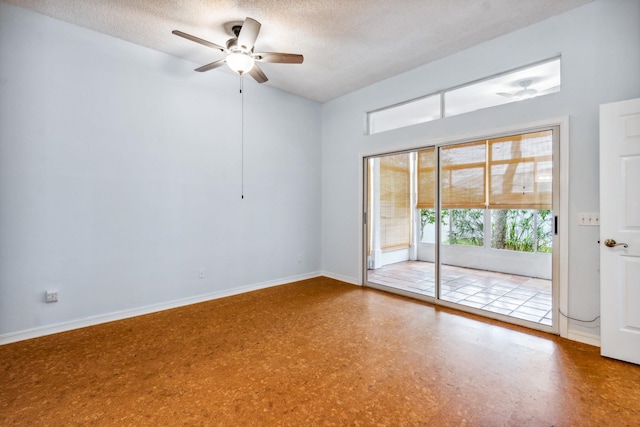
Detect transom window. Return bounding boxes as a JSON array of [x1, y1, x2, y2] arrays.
[[367, 57, 561, 135]]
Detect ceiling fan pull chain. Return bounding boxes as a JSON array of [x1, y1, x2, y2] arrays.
[[241, 74, 244, 200]]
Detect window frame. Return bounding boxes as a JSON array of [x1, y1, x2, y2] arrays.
[[366, 56, 561, 135]]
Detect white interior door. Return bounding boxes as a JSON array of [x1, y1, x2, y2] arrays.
[[600, 97, 640, 365]]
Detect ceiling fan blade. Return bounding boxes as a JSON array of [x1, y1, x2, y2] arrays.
[[497, 92, 515, 98], [248, 64, 268, 83], [237, 17, 261, 50], [254, 52, 304, 64], [195, 58, 226, 72], [172, 30, 225, 52]]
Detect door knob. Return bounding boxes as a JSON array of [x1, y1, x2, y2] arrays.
[[604, 238, 628, 248]]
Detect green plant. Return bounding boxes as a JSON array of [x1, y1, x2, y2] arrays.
[[446, 209, 484, 246], [492, 209, 552, 253], [421, 208, 553, 252], [420, 208, 483, 246], [420, 209, 436, 239]]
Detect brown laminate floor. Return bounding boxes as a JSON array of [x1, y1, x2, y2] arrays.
[[1, 277, 639, 426]]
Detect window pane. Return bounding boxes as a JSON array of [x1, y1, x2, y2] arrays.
[[368, 94, 440, 134], [441, 209, 484, 246], [535, 210, 554, 253], [444, 58, 561, 117], [491, 209, 553, 252], [420, 208, 437, 243]]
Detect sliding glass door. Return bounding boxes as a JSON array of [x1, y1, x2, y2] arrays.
[[366, 152, 435, 297], [364, 128, 558, 332]]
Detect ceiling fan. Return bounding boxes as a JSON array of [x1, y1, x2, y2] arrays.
[[172, 17, 303, 83], [497, 79, 559, 99]]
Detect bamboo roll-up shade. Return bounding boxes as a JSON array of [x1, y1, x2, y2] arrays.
[[380, 153, 411, 250], [417, 148, 436, 209], [488, 130, 553, 209], [440, 141, 486, 209]]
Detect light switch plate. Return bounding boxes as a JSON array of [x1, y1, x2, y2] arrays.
[[578, 212, 599, 226]]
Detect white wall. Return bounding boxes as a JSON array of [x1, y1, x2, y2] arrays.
[[2, 0, 639, 344], [321, 0, 640, 338], [418, 244, 552, 281], [0, 3, 322, 340]]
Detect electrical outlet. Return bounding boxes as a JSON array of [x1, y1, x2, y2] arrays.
[[297, 253, 303, 264], [199, 268, 205, 279], [45, 290, 58, 303]]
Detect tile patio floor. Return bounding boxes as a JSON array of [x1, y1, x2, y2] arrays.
[[367, 261, 552, 326]]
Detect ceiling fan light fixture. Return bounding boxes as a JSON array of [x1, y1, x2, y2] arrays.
[[226, 51, 255, 74], [515, 88, 538, 99], [173, 17, 302, 83]]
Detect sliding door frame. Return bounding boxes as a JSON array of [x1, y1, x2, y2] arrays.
[[362, 118, 569, 337]]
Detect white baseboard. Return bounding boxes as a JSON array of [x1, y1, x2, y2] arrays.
[[320, 271, 361, 286], [567, 329, 601, 347], [7, 271, 596, 349], [0, 271, 323, 346]]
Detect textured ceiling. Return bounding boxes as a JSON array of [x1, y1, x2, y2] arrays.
[[3, 0, 595, 102]]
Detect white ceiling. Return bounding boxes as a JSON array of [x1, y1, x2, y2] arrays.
[[3, 0, 595, 102]]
